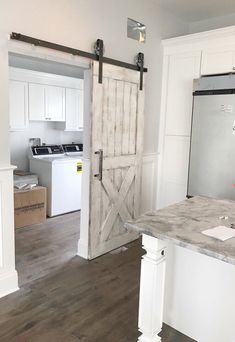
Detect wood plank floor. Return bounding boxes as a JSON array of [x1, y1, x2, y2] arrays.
[[0, 212, 195, 341]]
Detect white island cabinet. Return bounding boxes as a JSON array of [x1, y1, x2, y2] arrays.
[[125, 196, 235, 342]]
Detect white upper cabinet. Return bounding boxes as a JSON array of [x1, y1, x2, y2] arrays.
[[29, 83, 65, 122], [165, 52, 201, 136], [10, 68, 83, 128], [9, 80, 28, 131], [64, 88, 84, 131], [77, 89, 84, 131], [201, 46, 235, 75], [45, 85, 65, 122]]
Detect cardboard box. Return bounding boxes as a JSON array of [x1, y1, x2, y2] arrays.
[[14, 186, 47, 229]]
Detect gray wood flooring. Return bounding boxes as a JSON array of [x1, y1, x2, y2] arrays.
[[0, 212, 195, 341]]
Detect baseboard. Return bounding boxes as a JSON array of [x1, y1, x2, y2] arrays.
[[77, 238, 89, 259], [0, 269, 19, 298], [138, 334, 161, 342]]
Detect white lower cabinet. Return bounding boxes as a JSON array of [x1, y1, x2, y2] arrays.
[[9, 80, 28, 131]]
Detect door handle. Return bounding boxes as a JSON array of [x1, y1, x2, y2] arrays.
[[94, 149, 103, 181]]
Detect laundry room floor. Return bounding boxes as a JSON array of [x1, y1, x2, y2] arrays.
[[0, 212, 194, 341], [15, 211, 80, 287]]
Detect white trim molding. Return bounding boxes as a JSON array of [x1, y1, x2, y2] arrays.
[[163, 25, 235, 48], [77, 158, 90, 259], [0, 166, 19, 298], [162, 25, 235, 55], [138, 234, 167, 342]]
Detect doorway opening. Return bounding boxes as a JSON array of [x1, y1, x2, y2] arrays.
[[7, 34, 145, 292], [8, 49, 90, 286]]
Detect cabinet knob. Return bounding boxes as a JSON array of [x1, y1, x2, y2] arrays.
[[233, 67, 235, 71]]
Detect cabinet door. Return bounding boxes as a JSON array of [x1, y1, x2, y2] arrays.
[[9, 80, 28, 131], [28, 83, 45, 121], [77, 89, 84, 130], [201, 47, 235, 75], [65, 88, 84, 131], [65, 88, 79, 131], [158, 52, 201, 208], [45, 85, 65, 122], [165, 52, 201, 136]]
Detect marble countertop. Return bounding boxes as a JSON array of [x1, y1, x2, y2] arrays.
[[125, 196, 235, 265]]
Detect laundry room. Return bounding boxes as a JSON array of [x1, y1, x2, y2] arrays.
[[8, 51, 87, 281]]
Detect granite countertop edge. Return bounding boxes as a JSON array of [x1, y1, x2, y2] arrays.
[[124, 222, 235, 266]]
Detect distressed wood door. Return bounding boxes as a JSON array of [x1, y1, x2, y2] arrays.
[[88, 61, 145, 259]]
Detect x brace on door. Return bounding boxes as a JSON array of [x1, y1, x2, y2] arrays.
[[101, 166, 135, 242], [10, 32, 148, 90]]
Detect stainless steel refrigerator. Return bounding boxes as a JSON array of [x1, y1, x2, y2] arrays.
[[188, 75, 235, 201]]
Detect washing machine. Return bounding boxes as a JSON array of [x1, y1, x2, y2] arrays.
[[29, 144, 83, 217]]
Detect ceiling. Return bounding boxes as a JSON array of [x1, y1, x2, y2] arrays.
[[158, 0, 235, 22]]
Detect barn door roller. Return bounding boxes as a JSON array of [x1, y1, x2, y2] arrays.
[[94, 39, 104, 84], [137, 52, 144, 91], [10, 32, 147, 90]]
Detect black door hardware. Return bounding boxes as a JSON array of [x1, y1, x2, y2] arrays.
[[10, 32, 147, 90]]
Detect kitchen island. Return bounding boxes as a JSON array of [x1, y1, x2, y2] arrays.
[[125, 196, 235, 342]]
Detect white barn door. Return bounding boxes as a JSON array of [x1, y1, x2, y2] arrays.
[[88, 61, 145, 259]]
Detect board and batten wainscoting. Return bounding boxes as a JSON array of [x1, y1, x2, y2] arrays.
[[157, 25, 235, 209], [0, 166, 19, 297], [141, 152, 159, 213]]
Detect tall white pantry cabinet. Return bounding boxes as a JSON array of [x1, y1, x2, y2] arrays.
[[157, 26, 235, 209]]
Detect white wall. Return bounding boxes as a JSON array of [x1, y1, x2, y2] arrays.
[[189, 13, 235, 34], [0, 0, 189, 166], [10, 123, 82, 171], [0, 0, 189, 295]]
